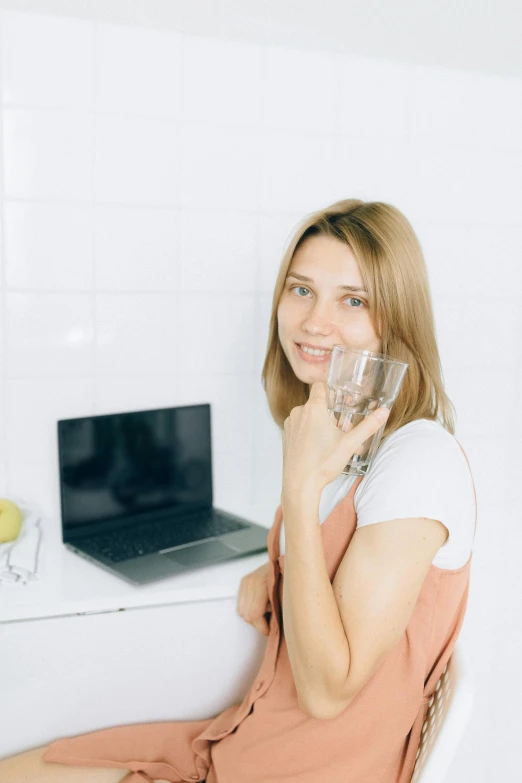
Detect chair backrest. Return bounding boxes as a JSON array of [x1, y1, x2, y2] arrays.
[[410, 639, 476, 783]]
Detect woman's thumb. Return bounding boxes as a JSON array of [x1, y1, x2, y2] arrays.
[[253, 616, 270, 635], [343, 405, 390, 439]]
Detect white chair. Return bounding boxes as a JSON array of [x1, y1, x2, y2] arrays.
[[411, 639, 476, 783]]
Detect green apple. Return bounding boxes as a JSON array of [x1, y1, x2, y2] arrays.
[[0, 498, 23, 543]]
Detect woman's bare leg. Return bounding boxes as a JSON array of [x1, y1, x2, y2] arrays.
[[0, 745, 139, 783]]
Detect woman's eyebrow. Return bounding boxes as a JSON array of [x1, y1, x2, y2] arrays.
[[285, 271, 368, 294]]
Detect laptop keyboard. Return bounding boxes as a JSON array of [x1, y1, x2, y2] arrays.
[[75, 511, 248, 563]]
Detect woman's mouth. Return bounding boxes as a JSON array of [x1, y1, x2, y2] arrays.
[[295, 343, 332, 364]]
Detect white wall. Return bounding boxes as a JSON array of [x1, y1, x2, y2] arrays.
[[1, 0, 522, 78], [0, 7, 521, 781]]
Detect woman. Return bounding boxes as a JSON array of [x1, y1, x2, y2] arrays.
[[1, 199, 477, 782]]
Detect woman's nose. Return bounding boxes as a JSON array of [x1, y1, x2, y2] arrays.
[[302, 307, 335, 334]]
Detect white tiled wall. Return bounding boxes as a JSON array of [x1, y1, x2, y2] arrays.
[[0, 9, 521, 779]]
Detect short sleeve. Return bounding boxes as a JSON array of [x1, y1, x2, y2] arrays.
[[354, 420, 476, 569]]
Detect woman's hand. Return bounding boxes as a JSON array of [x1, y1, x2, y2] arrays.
[[237, 561, 272, 636], [281, 381, 390, 502]]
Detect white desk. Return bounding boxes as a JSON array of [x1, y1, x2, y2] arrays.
[[0, 517, 271, 759]]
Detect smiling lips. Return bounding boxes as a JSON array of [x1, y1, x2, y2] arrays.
[[295, 343, 332, 363]]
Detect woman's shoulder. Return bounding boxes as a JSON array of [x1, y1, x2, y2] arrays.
[[353, 418, 476, 570], [377, 418, 463, 459], [384, 417, 453, 441], [355, 417, 474, 501]]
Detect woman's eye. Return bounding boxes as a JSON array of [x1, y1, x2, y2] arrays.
[[291, 285, 310, 297], [290, 286, 365, 309]]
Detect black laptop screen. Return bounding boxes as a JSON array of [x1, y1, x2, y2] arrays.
[[57, 404, 212, 534]]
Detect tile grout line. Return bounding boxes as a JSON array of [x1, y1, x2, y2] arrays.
[[0, 9, 9, 491]]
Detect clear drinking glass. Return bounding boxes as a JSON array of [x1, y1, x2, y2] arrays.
[[326, 346, 408, 476]]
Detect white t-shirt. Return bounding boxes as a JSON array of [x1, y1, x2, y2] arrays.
[[279, 419, 476, 570]]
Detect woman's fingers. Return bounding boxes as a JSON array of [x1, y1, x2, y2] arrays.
[[335, 405, 389, 433], [253, 616, 270, 636], [339, 406, 389, 437], [340, 413, 355, 433], [333, 406, 390, 464], [238, 575, 272, 635]]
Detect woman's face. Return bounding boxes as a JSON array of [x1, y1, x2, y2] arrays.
[[277, 234, 382, 385]]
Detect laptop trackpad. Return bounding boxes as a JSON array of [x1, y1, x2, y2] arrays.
[[162, 539, 238, 566]]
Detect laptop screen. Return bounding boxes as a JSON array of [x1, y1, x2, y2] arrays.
[[57, 404, 212, 537]]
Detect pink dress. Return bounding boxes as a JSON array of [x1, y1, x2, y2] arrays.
[[43, 441, 476, 783]]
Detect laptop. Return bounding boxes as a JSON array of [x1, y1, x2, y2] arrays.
[[57, 403, 269, 585]]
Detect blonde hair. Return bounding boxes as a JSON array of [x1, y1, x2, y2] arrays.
[[261, 199, 456, 445]]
